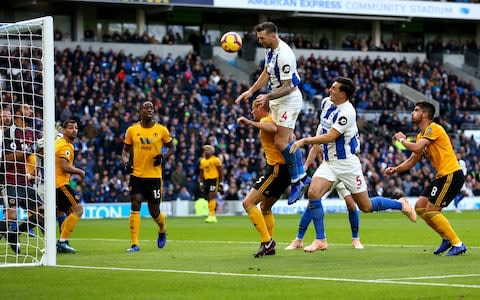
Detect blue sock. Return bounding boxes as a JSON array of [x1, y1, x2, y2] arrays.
[[453, 194, 464, 208], [309, 200, 325, 240], [282, 143, 299, 182], [297, 208, 312, 240], [348, 209, 359, 239], [371, 196, 402, 211], [294, 148, 306, 180]]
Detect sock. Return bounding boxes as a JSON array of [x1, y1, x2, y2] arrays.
[[294, 148, 306, 180], [154, 212, 166, 233], [59, 213, 80, 241], [348, 209, 360, 239], [453, 194, 464, 208], [246, 206, 270, 243], [57, 213, 66, 233], [208, 199, 217, 217], [371, 196, 402, 211], [297, 208, 312, 240], [129, 211, 140, 246], [428, 212, 461, 246], [282, 143, 299, 183], [262, 210, 275, 237], [309, 200, 325, 240]]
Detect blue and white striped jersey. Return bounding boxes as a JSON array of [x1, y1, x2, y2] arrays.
[[316, 97, 360, 161], [264, 39, 301, 93]]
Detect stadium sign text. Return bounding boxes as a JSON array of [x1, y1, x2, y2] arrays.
[[214, 0, 480, 20]]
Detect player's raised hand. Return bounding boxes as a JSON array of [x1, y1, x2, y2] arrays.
[[234, 90, 252, 104], [384, 166, 397, 176], [290, 139, 305, 153], [393, 132, 406, 142], [254, 94, 268, 108], [237, 116, 249, 125]]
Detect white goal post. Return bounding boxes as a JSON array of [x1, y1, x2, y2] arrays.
[[0, 16, 55, 266]]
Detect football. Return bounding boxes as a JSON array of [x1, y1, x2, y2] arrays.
[[220, 32, 242, 53]]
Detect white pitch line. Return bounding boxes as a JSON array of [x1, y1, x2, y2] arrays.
[[71, 238, 480, 249], [56, 264, 480, 289], [379, 274, 480, 281]]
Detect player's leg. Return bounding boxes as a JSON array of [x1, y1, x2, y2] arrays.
[[418, 171, 466, 256], [338, 181, 363, 249], [303, 175, 333, 253], [243, 189, 270, 243], [18, 186, 44, 236], [147, 179, 167, 249], [126, 176, 142, 252], [56, 185, 83, 253], [260, 197, 277, 238], [205, 180, 218, 223], [270, 97, 309, 203]]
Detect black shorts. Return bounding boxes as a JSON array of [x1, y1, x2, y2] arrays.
[[3, 185, 42, 212], [204, 178, 219, 196], [252, 164, 290, 198], [422, 169, 465, 208], [56, 185, 81, 213], [129, 175, 163, 203]]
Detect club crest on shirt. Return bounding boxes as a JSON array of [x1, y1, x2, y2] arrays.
[[424, 127, 433, 137], [338, 116, 347, 126], [282, 64, 290, 73]]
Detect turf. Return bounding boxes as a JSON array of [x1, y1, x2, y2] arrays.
[[1, 210, 479, 299]]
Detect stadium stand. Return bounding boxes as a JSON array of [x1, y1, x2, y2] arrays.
[[45, 43, 480, 202]]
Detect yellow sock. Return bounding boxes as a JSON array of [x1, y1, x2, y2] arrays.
[[60, 213, 80, 241], [429, 212, 461, 245], [246, 205, 270, 243], [154, 212, 166, 233], [208, 199, 216, 217], [129, 211, 141, 246], [417, 208, 448, 239], [262, 210, 275, 238]]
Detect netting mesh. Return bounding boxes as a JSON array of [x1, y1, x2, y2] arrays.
[[0, 22, 47, 265]]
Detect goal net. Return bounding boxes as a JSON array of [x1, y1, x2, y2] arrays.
[[0, 17, 55, 267]]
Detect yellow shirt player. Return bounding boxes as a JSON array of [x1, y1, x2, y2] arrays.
[[199, 145, 223, 223], [122, 101, 174, 252], [385, 101, 467, 256], [55, 120, 85, 253], [237, 100, 290, 257]]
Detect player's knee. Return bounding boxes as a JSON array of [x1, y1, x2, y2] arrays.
[[73, 204, 84, 217]]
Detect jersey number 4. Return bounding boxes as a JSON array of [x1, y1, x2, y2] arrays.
[[281, 111, 288, 121]]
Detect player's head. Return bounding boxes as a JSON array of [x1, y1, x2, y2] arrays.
[[330, 77, 356, 102], [140, 101, 155, 122], [202, 145, 214, 157], [62, 119, 78, 140], [252, 99, 269, 121], [412, 101, 435, 123], [0, 105, 12, 127], [255, 22, 278, 49]]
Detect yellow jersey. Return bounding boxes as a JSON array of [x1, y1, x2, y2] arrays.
[[124, 122, 172, 178], [55, 137, 74, 188], [260, 115, 285, 165], [199, 155, 222, 180], [417, 122, 460, 178]]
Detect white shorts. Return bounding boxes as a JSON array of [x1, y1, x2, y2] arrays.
[[321, 180, 351, 200], [269, 88, 302, 129], [314, 156, 367, 194]]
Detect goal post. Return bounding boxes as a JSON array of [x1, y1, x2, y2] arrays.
[[0, 16, 56, 267]]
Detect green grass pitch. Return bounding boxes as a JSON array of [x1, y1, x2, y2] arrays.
[[1, 210, 479, 299]]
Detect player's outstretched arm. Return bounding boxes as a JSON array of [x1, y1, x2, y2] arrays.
[[234, 69, 269, 104]]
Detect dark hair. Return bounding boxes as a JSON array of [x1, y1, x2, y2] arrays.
[[62, 119, 77, 128], [416, 101, 435, 119], [255, 22, 278, 34], [334, 76, 356, 99]]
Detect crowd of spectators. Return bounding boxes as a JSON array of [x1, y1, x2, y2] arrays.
[[47, 44, 480, 204]]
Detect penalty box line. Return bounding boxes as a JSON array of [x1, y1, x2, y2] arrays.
[[57, 264, 480, 289]]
